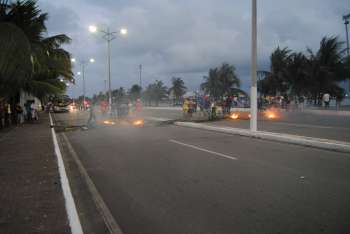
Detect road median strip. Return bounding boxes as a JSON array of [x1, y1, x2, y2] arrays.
[[174, 121, 350, 153]]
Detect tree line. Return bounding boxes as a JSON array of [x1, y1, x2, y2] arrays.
[[89, 63, 245, 106], [259, 36, 350, 102]]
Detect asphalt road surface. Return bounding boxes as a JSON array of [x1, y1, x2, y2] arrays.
[[55, 112, 350, 234], [142, 108, 350, 142]]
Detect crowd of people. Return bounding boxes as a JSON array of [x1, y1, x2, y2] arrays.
[[181, 93, 343, 120], [182, 96, 243, 120], [0, 100, 39, 130], [258, 93, 341, 111], [87, 98, 143, 126]]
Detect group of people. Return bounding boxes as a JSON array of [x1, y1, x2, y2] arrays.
[[0, 100, 38, 129], [87, 99, 143, 126], [182, 96, 237, 120], [258, 93, 340, 110]]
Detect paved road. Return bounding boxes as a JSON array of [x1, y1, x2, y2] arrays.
[[141, 108, 350, 142], [55, 112, 350, 234]]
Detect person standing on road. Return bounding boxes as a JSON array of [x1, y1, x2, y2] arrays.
[[323, 93, 330, 109], [87, 104, 97, 126]]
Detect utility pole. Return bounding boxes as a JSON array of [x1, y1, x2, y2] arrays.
[[343, 14, 350, 92], [343, 14, 350, 56], [250, 0, 258, 132], [82, 62, 86, 110], [139, 64, 142, 88]]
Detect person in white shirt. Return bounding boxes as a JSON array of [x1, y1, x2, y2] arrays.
[[323, 93, 330, 109]]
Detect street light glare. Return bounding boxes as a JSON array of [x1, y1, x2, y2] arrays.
[[89, 25, 97, 33], [120, 28, 128, 35], [77, 71, 81, 75], [71, 58, 76, 63], [89, 58, 95, 63]]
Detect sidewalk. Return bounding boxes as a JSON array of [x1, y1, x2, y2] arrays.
[[0, 114, 70, 234]]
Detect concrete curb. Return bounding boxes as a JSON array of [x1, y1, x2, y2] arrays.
[[174, 121, 350, 153], [304, 109, 350, 116]]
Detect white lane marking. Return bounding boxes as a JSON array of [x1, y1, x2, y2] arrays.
[[49, 113, 83, 234], [61, 133, 124, 234], [169, 139, 238, 161]]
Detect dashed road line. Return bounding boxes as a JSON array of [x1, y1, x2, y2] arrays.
[[169, 139, 238, 161]]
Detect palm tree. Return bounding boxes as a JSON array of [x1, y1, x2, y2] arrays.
[[169, 77, 186, 105], [129, 84, 142, 101], [268, 47, 292, 95], [286, 52, 309, 96], [306, 36, 348, 101], [0, 0, 72, 103], [201, 63, 240, 100], [143, 80, 168, 106]]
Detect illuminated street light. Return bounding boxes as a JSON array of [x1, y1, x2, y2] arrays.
[[89, 58, 95, 63], [77, 71, 81, 76], [88, 24, 128, 112], [71, 58, 76, 63], [120, 28, 128, 35], [89, 25, 97, 33]]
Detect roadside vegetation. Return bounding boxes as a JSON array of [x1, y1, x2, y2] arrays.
[[0, 0, 73, 106]]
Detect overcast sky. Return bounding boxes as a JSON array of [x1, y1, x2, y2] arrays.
[[38, 0, 350, 97]]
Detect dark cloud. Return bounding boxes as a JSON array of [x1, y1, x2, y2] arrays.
[[37, 0, 350, 97]]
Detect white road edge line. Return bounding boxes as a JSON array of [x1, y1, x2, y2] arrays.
[[169, 139, 238, 161], [49, 113, 83, 234], [61, 133, 123, 234]]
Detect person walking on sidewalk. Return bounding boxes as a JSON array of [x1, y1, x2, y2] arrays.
[[0, 101, 5, 129], [323, 93, 330, 109], [15, 103, 24, 125], [30, 102, 38, 121]]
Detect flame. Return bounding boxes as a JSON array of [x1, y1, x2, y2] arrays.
[[132, 119, 144, 126], [103, 120, 116, 125], [230, 113, 239, 120], [267, 113, 276, 119], [265, 109, 278, 119]]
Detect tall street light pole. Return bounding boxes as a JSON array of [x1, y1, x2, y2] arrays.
[[139, 64, 142, 88], [343, 14, 350, 92], [343, 14, 350, 56], [72, 58, 95, 110], [89, 25, 127, 112], [250, 0, 258, 132]]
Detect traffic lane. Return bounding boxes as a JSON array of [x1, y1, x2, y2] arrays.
[[65, 125, 350, 234], [207, 119, 350, 142], [53, 111, 88, 126], [142, 108, 350, 128], [141, 108, 183, 120]]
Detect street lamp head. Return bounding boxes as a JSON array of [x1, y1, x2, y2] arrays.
[[77, 71, 81, 76], [89, 25, 98, 33], [120, 28, 128, 35], [71, 58, 76, 63], [89, 58, 95, 63]]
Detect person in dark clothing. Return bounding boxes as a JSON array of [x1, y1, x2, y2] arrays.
[[16, 104, 24, 124]]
